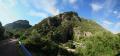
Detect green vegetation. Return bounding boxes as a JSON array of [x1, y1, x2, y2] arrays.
[[0, 22, 5, 40], [1, 11, 120, 56], [117, 33, 120, 37], [22, 32, 78, 56], [0, 22, 11, 40], [0, 20, 32, 40], [76, 31, 120, 56], [18, 11, 120, 56]]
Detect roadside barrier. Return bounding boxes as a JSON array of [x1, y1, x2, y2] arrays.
[[19, 41, 32, 56]]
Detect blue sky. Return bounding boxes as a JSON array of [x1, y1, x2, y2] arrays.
[[0, 0, 120, 34]]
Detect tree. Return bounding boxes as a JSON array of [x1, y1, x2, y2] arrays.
[[0, 22, 5, 40]]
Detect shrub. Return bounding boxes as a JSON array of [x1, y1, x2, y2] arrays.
[[76, 31, 120, 56]]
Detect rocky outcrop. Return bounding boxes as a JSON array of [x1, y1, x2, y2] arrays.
[[31, 11, 105, 43], [74, 27, 92, 40], [83, 31, 92, 37], [4, 20, 31, 32]]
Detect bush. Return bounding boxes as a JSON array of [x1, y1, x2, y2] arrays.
[[76, 31, 120, 56]]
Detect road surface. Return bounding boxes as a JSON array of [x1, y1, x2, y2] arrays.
[[0, 38, 19, 56]]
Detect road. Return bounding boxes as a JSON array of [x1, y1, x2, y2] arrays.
[[0, 38, 19, 56]]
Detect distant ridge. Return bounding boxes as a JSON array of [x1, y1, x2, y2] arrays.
[[4, 20, 31, 32]]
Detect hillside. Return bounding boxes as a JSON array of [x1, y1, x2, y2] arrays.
[[20, 11, 120, 56], [4, 20, 32, 33], [30, 11, 107, 43]]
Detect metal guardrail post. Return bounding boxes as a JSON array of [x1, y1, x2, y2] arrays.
[[19, 41, 32, 56]]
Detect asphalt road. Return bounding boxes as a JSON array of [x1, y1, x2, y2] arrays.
[[0, 38, 19, 56]]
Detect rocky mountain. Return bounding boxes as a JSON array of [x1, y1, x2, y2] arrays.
[[4, 20, 32, 32], [20, 11, 120, 56], [30, 11, 106, 43]]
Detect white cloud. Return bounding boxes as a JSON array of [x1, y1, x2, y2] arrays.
[[19, 0, 30, 7], [20, 0, 59, 15], [90, 3, 103, 12], [29, 10, 48, 18], [90, 0, 120, 34], [112, 10, 120, 19], [62, 0, 83, 11], [69, 0, 77, 4], [113, 10, 118, 14], [115, 22, 120, 28], [0, 0, 20, 25], [0, 0, 17, 7], [100, 20, 120, 34], [101, 20, 120, 34], [91, 0, 117, 18], [8, 0, 16, 7], [114, 32, 120, 34], [117, 14, 120, 18], [26, 0, 59, 15], [48, 6, 60, 15], [103, 20, 113, 25], [0, 0, 60, 25], [112, 22, 120, 34], [100, 20, 114, 32], [111, 30, 120, 34]]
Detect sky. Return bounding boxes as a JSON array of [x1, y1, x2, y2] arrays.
[[0, 0, 120, 34]]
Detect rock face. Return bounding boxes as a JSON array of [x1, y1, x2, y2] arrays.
[[83, 31, 92, 37], [74, 27, 92, 40], [31, 11, 106, 43], [4, 20, 31, 32]]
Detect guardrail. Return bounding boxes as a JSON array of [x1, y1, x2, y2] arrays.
[[19, 41, 32, 56]]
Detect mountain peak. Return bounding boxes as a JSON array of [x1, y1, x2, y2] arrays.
[[50, 11, 80, 22], [13, 20, 30, 25], [32, 11, 106, 43], [4, 20, 31, 32], [60, 11, 78, 16]]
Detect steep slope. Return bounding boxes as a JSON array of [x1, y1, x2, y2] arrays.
[[117, 33, 120, 37], [20, 11, 118, 56], [30, 11, 106, 43], [4, 20, 32, 32]]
